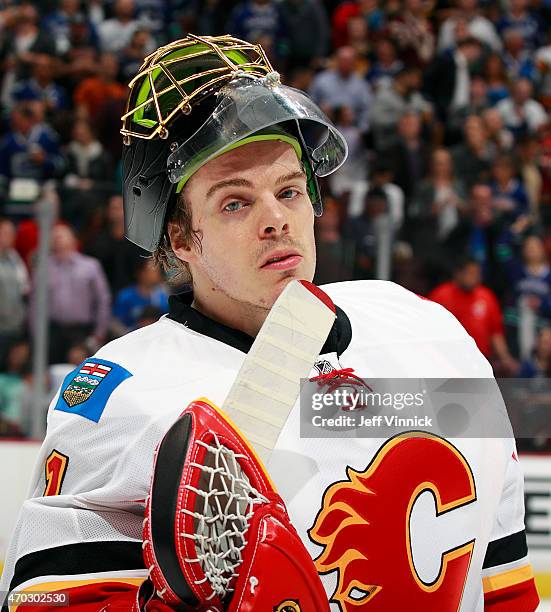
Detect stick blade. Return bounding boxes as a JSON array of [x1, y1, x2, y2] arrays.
[[222, 280, 336, 461]]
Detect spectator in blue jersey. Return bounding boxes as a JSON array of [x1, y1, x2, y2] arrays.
[[226, 0, 287, 59], [482, 53, 511, 107], [443, 183, 503, 281], [112, 259, 169, 334], [504, 234, 551, 358], [507, 235, 551, 315], [0, 102, 64, 201], [43, 0, 100, 55], [119, 28, 157, 82], [490, 154, 530, 222], [10, 54, 68, 115], [366, 38, 404, 92], [517, 326, 551, 377], [501, 28, 537, 83], [128, 0, 167, 44], [496, 0, 543, 51]]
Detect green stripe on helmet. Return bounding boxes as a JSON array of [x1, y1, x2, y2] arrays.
[[175, 131, 303, 193], [132, 44, 253, 127]]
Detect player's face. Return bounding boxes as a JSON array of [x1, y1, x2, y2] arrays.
[[173, 140, 316, 326]]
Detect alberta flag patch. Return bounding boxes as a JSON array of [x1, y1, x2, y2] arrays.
[[55, 358, 132, 422]]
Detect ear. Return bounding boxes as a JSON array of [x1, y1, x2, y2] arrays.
[[168, 221, 197, 265]]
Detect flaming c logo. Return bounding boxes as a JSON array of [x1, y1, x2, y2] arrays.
[[308, 432, 476, 611]]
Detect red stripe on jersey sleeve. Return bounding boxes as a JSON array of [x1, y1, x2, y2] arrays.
[[483, 577, 540, 612]]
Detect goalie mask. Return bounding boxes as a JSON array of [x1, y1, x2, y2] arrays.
[[120, 34, 348, 252]]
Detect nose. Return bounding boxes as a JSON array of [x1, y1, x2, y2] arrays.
[[258, 193, 290, 239]]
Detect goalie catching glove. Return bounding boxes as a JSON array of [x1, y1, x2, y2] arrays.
[[141, 398, 330, 611]]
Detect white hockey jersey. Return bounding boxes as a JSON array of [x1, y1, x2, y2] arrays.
[[0, 280, 539, 611]]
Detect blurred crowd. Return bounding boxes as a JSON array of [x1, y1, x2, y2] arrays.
[[0, 0, 551, 446]]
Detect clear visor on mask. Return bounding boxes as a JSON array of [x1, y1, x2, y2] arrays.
[[166, 74, 348, 186]]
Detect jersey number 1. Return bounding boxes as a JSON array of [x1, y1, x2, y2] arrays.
[[44, 449, 69, 496]]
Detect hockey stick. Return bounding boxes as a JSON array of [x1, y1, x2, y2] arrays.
[[143, 280, 335, 608], [220, 279, 336, 461]]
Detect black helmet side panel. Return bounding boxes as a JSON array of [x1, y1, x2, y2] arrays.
[[122, 138, 175, 252]]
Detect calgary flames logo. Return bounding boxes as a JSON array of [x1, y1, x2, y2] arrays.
[[309, 432, 476, 611]]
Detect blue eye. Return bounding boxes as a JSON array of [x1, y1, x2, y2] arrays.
[[224, 201, 245, 212], [280, 189, 299, 199]]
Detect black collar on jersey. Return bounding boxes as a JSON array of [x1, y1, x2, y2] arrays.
[[168, 289, 352, 357]]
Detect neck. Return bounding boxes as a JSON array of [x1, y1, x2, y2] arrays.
[[192, 291, 268, 338]]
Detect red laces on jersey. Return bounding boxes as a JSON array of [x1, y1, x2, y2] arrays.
[[309, 367, 372, 394]]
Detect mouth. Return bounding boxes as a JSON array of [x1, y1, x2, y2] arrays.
[[260, 250, 302, 271]]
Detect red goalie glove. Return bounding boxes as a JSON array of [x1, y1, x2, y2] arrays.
[[142, 398, 329, 612]]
